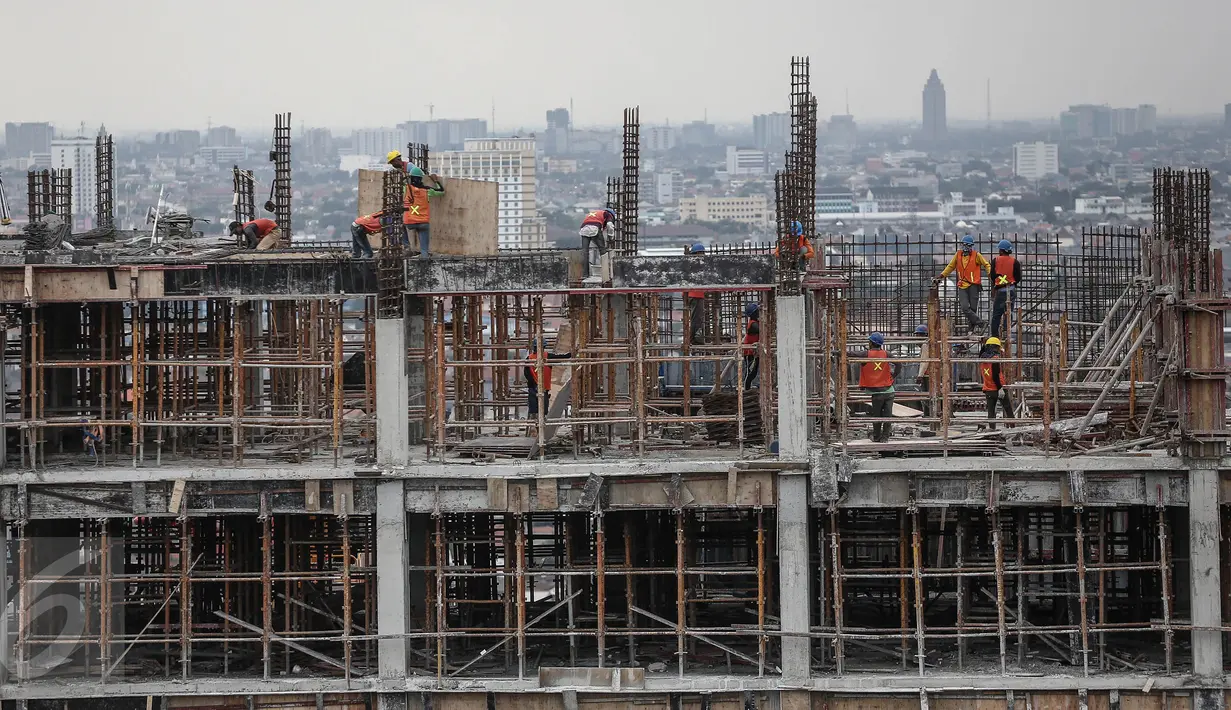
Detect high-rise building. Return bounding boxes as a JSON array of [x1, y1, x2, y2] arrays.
[[1225, 104, 1231, 131], [679, 195, 771, 228], [826, 115, 858, 149], [644, 126, 678, 153], [206, 126, 239, 147], [155, 130, 202, 158], [301, 128, 336, 166], [655, 170, 683, 205], [397, 120, 488, 150], [921, 69, 947, 142], [431, 137, 546, 249], [1112, 108, 1138, 136], [725, 146, 768, 176], [4, 122, 54, 159], [680, 121, 717, 147], [50, 131, 100, 222], [546, 109, 569, 130], [353, 128, 408, 159], [1137, 104, 1158, 133], [753, 113, 790, 152], [1060, 105, 1113, 140], [544, 108, 571, 156], [1012, 142, 1060, 181]]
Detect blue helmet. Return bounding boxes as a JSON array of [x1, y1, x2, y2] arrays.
[[868, 332, 885, 347], [744, 302, 760, 318], [961, 235, 974, 247], [915, 324, 928, 335], [998, 239, 1013, 253], [790, 220, 803, 237], [691, 242, 705, 253]]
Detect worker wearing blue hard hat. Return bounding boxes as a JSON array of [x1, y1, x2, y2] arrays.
[[774, 220, 815, 270], [741, 303, 762, 390], [989, 239, 1021, 340], [859, 332, 896, 442], [934, 234, 990, 334], [387, 151, 445, 257]]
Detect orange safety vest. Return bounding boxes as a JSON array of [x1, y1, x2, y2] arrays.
[[529, 363, 552, 388], [955, 251, 982, 287], [992, 255, 1017, 288], [354, 212, 382, 233], [742, 317, 760, 356], [403, 185, 431, 225], [687, 290, 705, 299], [774, 236, 815, 260], [859, 348, 894, 388], [245, 218, 278, 237], [981, 354, 1006, 391], [582, 210, 611, 228]]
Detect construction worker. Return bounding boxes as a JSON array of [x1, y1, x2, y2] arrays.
[[687, 242, 707, 344], [741, 302, 761, 390], [979, 337, 1013, 429], [859, 332, 896, 442], [579, 208, 617, 281], [989, 239, 1021, 339], [387, 151, 445, 257], [229, 218, 285, 250], [914, 324, 931, 418], [524, 336, 571, 435], [773, 220, 815, 270], [933, 235, 990, 334], [350, 209, 394, 259]]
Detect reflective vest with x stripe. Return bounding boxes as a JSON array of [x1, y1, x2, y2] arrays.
[[859, 348, 893, 388]]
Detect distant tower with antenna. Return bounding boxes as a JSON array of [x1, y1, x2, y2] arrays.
[[986, 78, 992, 130]]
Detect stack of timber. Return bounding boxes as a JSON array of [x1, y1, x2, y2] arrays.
[[701, 391, 764, 445]]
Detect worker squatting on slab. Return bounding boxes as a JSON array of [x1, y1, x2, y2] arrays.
[[228, 218, 285, 250]]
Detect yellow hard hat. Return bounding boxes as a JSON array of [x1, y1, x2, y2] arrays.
[[985, 337, 1002, 347], [386, 150, 402, 163]]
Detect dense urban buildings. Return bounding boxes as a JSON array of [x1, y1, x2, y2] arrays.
[[398, 118, 488, 150], [725, 145, 769, 175], [432, 137, 547, 249], [921, 69, 947, 141], [1012, 141, 1060, 180]]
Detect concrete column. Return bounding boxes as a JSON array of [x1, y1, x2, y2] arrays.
[[376, 481, 409, 680], [775, 294, 812, 682], [777, 474, 811, 683], [776, 294, 808, 458], [1188, 463, 1223, 678], [376, 317, 409, 466]]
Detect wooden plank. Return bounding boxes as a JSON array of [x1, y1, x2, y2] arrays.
[[487, 478, 508, 510], [493, 694, 565, 710], [304, 480, 321, 512], [828, 699, 917, 710], [536, 478, 559, 510], [435, 694, 488, 710], [1030, 694, 1080, 710]]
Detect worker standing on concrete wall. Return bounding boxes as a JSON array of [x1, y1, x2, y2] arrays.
[[387, 151, 445, 257], [859, 332, 896, 442], [934, 235, 989, 334], [989, 239, 1021, 340], [686, 243, 707, 345], [578, 208, 617, 282], [979, 337, 1013, 429], [229, 218, 285, 250]]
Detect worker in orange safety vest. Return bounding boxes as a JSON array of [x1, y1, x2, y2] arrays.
[[858, 332, 896, 442], [980, 337, 1014, 429], [934, 234, 990, 334]]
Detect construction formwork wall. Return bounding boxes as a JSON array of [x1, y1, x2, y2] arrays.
[[0, 297, 376, 470]]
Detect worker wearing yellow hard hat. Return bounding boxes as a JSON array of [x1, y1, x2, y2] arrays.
[[979, 337, 1012, 429], [386, 150, 445, 257]]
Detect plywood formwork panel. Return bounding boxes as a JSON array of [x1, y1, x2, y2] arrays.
[[1027, 694, 1080, 710], [436, 693, 489, 710], [934, 698, 1010, 710], [358, 171, 497, 256], [0, 269, 164, 302], [583, 695, 670, 710], [824, 698, 919, 710]]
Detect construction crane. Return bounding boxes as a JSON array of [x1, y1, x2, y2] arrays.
[[0, 174, 11, 226]]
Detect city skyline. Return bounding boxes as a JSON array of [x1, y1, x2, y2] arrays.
[[4, 0, 1230, 132]]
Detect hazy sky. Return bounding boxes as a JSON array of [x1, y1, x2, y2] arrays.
[[6, 0, 1230, 134]]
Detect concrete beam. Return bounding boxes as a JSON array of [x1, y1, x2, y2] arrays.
[[376, 481, 409, 681], [406, 254, 569, 295], [376, 317, 410, 467], [612, 255, 775, 290], [1189, 462, 1224, 678], [162, 260, 376, 298]]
